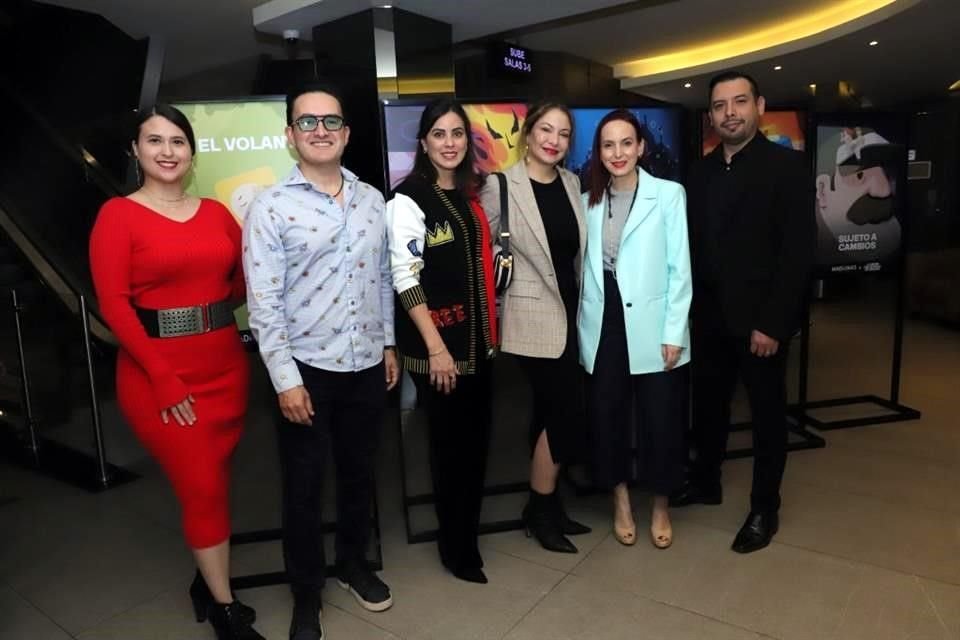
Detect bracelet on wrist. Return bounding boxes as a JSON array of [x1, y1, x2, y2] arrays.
[[428, 348, 447, 357]]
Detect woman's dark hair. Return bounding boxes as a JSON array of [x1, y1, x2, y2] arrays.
[[133, 104, 197, 156], [587, 109, 646, 207], [521, 100, 574, 160], [407, 98, 480, 196]]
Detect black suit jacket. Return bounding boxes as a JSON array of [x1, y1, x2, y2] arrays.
[[687, 135, 814, 342]]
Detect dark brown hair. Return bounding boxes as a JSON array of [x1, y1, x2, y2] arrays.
[[587, 109, 646, 207]]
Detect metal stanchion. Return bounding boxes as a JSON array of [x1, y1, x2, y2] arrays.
[[11, 289, 40, 465], [79, 295, 110, 488]]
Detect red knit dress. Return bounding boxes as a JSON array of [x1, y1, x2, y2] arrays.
[[89, 197, 249, 549]]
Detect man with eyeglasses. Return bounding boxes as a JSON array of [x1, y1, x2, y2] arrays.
[[243, 82, 398, 640]]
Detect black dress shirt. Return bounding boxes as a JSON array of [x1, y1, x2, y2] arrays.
[[687, 133, 814, 341]]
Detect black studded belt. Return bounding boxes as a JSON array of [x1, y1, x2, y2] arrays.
[[135, 299, 237, 338]]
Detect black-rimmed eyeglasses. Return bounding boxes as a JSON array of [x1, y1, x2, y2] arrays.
[[293, 114, 346, 132]]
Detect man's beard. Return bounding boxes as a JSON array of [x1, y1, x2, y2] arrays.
[[718, 124, 751, 146]]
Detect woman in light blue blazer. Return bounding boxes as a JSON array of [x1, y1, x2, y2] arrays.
[[578, 109, 692, 549]]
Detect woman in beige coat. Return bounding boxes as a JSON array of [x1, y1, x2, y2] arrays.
[[480, 102, 590, 553]]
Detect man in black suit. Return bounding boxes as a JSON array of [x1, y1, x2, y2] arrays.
[[673, 71, 814, 553]]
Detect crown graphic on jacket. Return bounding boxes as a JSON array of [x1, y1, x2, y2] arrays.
[[425, 221, 454, 247]]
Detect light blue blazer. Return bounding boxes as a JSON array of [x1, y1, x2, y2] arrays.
[[578, 167, 692, 375]]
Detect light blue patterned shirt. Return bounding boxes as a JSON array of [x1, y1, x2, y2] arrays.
[[243, 165, 395, 393]]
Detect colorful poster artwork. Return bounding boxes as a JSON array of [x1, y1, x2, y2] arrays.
[[701, 110, 806, 157], [814, 121, 907, 273], [383, 102, 682, 188], [568, 107, 683, 184], [382, 101, 527, 188], [174, 99, 294, 335]]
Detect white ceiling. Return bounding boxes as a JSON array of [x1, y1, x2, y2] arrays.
[[39, 0, 960, 106]]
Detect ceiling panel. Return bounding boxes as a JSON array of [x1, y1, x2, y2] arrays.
[[633, 0, 956, 108]]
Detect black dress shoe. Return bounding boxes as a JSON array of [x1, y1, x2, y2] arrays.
[[731, 511, 779, 554], [669, 481, 723, 507]]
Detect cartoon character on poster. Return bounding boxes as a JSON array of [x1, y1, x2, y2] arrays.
[[815, 126, 903, 271], [463, 103, 528, 175], [214, 167, 277, 226], [382, 103, 528, 187]]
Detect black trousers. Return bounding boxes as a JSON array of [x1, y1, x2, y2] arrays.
[[277, 361, 385, 593], [691, 332, 789, 513], [588, 272, 688, 495], [411, 360, 492, 572]]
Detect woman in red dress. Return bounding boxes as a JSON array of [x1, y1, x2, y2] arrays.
[[89, 105, 262, 640]]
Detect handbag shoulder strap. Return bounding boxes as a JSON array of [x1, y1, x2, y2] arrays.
[[494, 172, 510, 254]]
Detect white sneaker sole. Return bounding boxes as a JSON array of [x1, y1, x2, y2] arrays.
[[336, 580, 393, 612]]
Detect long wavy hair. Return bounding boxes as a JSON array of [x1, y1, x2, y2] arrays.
[[407, 98, 480, 197], [586, 109, 646, 207]]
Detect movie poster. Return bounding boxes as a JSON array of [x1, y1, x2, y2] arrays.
[[382, 102, 682, 188], [381, 101, 527, 188], [568, 107, 683, 184], [701, 110, 806, 156], [814, 116, 907, 273], [174, 98, 294, 336]]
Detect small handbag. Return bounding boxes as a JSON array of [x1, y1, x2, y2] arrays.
[[492, 172, 513, 294]]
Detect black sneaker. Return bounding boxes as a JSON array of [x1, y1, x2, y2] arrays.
[[290, 589, 323, 640], [336, 563, 393, 612]]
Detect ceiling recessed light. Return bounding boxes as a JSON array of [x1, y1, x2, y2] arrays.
[[869, 40, 879, 46], [774, 65, 782, 70], [683, 82, 692, 88]]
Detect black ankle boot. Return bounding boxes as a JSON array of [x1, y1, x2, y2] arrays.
[[522, 490, 577, 553], [208, 600, 265, 640], [189, 571, 256, 625], [556, 496, 592, 536]]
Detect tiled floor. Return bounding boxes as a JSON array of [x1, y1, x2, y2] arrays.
[[2, 283, 959, 640]]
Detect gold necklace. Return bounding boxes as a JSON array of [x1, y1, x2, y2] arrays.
[[142, 188, 188, 204]]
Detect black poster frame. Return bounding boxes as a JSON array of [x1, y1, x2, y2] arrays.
[[792, 112, 921, 431]]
